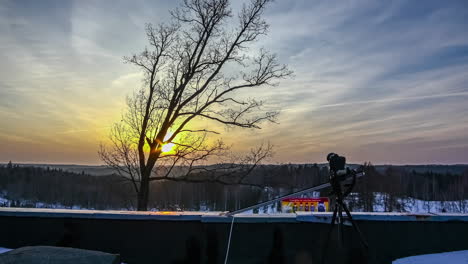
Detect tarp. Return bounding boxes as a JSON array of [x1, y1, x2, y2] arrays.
[[0, 246, 120, 264]]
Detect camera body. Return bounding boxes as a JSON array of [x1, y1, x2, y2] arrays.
[[327, 153, 346, 172]]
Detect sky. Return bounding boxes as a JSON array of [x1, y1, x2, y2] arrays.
[[0, 0, 468, 165]]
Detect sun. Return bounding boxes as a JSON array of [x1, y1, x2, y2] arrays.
[[162, 142, 175, 153], [161, 131, 176, 153]]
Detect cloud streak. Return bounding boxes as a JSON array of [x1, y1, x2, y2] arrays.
[[314, 91, 468, 109]]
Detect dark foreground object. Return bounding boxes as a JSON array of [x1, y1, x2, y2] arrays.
[[0, 246, 120, 264], [0, 208, 468, 264]]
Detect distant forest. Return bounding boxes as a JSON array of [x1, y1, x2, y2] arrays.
[[0, 162, 467, 213]]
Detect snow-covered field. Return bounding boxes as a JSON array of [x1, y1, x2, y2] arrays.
[[343, 192, 468, 213], [393, 250, 468, 264]]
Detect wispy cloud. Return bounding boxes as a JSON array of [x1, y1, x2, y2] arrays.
[[314, 91, 468, 109]]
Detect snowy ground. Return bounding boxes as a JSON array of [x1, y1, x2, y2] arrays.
[[340, 192, 468, 214], [393, 250, 468, 264]]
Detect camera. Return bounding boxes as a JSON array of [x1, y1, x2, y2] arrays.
[[323, 152, 369, 253], [326, 152, 346, 172]]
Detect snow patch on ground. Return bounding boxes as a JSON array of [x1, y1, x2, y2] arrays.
[[393, 250, 468, 264]]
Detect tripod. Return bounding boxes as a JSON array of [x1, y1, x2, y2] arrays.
[[321, 169, 368, 264]]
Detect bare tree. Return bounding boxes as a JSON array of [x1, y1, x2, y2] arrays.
[[99, 0, 292, 211]]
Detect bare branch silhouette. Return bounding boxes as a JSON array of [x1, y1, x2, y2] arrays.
[[99, 0, 292, 210]]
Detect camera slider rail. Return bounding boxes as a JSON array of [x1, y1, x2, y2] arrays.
[[226, 170, 364, 216]]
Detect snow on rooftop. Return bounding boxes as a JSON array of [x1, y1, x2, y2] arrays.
[[0, 247, 12, 254], [393, 250, 468, 264]]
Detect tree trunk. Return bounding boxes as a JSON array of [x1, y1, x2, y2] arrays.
[[137, 172, 150, 211]]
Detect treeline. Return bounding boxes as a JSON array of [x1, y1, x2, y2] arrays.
[[347, 163, 468, 212], [0, 162, 329, 211], [0, 163, 134, 210], [1, 162, 467, 212], [148, 164, 330, 211]]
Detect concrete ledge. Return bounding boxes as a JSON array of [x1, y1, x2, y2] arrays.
[[0, 246, 120, 264], [296, 212, 468, 223], [1, 207, 467, 223]]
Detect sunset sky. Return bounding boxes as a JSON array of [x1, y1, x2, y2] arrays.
[[1, 0, 468, 165]]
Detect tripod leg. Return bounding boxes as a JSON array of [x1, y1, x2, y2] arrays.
[[320, 205, 338, 264], [341, 202, 369, 249], [338, 203, 344, 247]]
